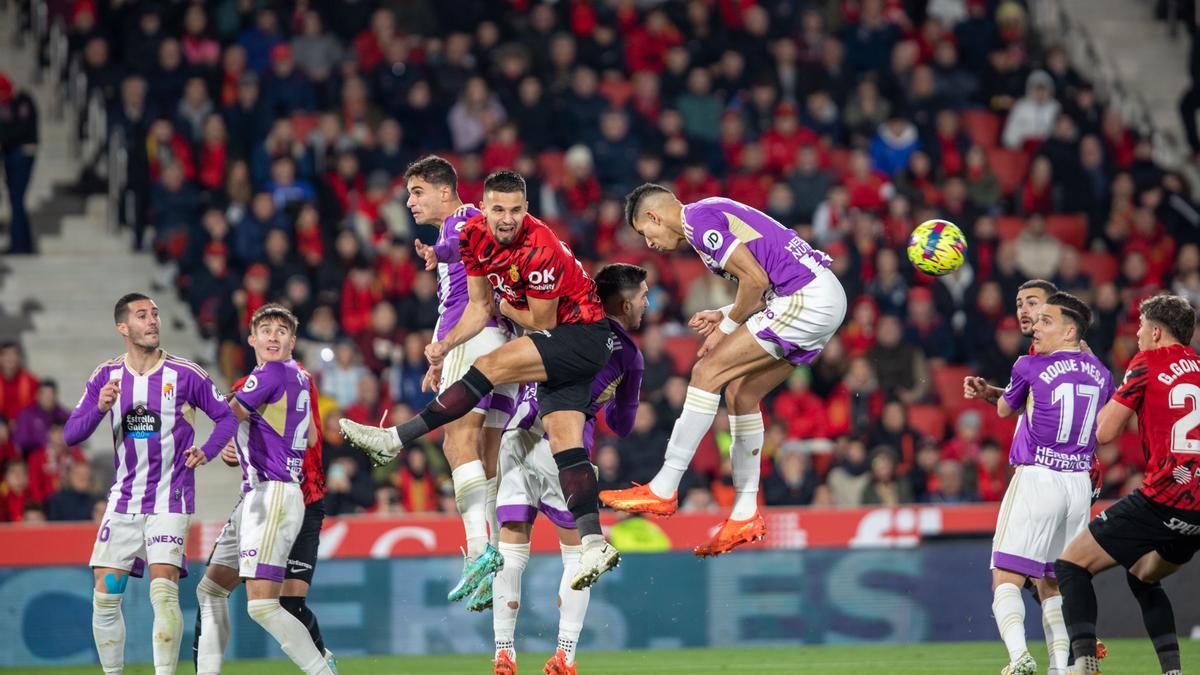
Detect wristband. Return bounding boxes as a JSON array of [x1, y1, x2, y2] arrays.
[[718, 316, 741, 335]]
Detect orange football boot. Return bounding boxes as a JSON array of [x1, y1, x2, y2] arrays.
[[599, 483, 677, 517], [494, 651, 517, 674], [542, 649, 577, 675], [693, 513, 767, 558], [1096, 639, 1108, 659]]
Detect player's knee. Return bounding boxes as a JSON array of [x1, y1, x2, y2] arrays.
[[247, 598, 282, 623], [473, 353, 503, 381], [98, 571, 129, 595], [1054, 558, 1091, 582], [690, 360, 726, 392], [1126, 569, 1158, 594], [1129, 565, 1162, 586]]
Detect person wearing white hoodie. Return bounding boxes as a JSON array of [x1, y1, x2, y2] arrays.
[[1002, 70, 1061, 149]]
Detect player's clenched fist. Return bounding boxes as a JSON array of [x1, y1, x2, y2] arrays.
[[220, 440, 239, 467], [425, 340, 449, 367], [688, 310, 723, 337], [963, 376, 989, 400], [97, 380, 121, 413], [183, 446, 208, 469], [414, 239, 438, 271]]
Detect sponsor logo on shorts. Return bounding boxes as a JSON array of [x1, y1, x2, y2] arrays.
[[1163, 517, 1200, 536], [287, 560, 313, 575], [240, 549, 258, 558], [147, 535, 185, 546], [122, 405, 162, 439]]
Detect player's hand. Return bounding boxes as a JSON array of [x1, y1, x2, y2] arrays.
[[425, 340, 449, 367], [963, 376, 989, 400], [697, 330, 724, 359], [97, 380, 121, 413], [422, 364, 442, 393], [220, 441, 239, 467], [688, 310, 723, 337], [414, 239, 438, 271], [183, 447, 208, 469]]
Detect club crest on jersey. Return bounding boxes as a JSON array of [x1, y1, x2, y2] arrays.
[[508, 264, 520, 282], [162, 383, 175, 400], [123, 404, 162, 439]]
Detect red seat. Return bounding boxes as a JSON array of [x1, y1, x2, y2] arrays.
[[664, 336, 701, 375], [538, 151, 566, 188], [962, 109, 1002, 149], [1046, 213, 1088, 249], [825, 147, 851, 179], [1081, 251, 1119, 285], [907, 404, 947, 441], [933, 365, 974, 411], [673, 257, 710, 300], [995, 215, 1026, 241], [986, 147, 1031, 197]]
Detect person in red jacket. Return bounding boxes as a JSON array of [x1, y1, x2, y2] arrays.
[[761, 102, 820, 175], [26, 422, 84, 504], [0, 460, 32, 521], [0, 343, 38, 422]]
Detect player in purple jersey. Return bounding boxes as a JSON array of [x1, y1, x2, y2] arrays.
[[65, 293, 236, 675], [401, 155, 519, 605], [605, 185, 847, 556], [490, 263, 647, 675], [967, 293, 1114, 675]]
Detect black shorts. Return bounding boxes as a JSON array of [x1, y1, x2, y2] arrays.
[[284, 500, 325, 585], [1089, 491, 1200, 569], [528, 320, 613, 416]]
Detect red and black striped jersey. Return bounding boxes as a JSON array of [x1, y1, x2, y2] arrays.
[[233, 362, 326, 505], [1112, 344, 1200, 510], [460, 213, 605, 326]]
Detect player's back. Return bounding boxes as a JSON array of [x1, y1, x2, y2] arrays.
[[235, 358, 312, 488], [1119, 344, 1200, 509], [1006, 351, 1114, 472], [233, 362, 325, 503]]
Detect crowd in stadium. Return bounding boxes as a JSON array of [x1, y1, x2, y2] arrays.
[[1, 0, 1198, 522]]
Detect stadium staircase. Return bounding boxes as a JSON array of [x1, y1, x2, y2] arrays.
[[0, 2, 240, 518]]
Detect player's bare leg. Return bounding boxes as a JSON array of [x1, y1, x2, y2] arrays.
[[195, 563, 238, 675], [92, 566, 130, 674], [602, 325, 777, 517], [245, 579, 332, 674], [694, 361, 790, 557], [992, 568, 1037, 675]]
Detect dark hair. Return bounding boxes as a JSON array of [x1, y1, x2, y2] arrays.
[[482, 169, 526, 196], [594, 263, 648, 304], [1046, 292, 1092, 338], [39, 378, 57, 391], [623, 183, 674, 229], [114, 293, 153, 324], [1140, 294, 1197, 345], [251, 303, 299, 335], [1018, 279, 1058, 296], [404, 155, 458, 190]]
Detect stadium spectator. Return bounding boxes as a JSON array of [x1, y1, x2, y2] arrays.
[[826, 439, 871, 507], [925, 459, 979, 503], [13, 380, 68, 456], [46, 460, 96, 522], [1002, 70, 1060, 149], [394, 448, 438, 514], [0, 72, 38, 254], [860, 447, 914, 506], [0, 343, 38, 422], [763, 447, 818, 507], [0, 460, 32, 522], [26, 423, 84, 505]]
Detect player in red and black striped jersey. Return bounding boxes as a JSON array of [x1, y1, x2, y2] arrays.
[[341, 170, 622, 591], [1055, 295, 1199, 675]]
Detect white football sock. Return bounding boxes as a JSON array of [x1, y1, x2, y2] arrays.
[[648, 387, 720, 499], [196, 576, 233, 675], [1041, 594, 1069, 673], [558, 543, 589, 665], [149, 578, 183, 675], [452, 460, 490, 558], [993, 582, 1028, 662], [728, 412, 765, 520], [92, 590, 126, 675], [493, 541, 530, 660], [247, 598, 331, 675], [486, 476, 500, 548]]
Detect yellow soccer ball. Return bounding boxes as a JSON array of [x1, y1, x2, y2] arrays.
[[907, 219, 967, 276]]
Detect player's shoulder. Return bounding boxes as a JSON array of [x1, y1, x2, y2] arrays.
[[459, 213, 488, 242], [88, 354, 125, 381], [164, 352, 214, 381], [521, 214, 557, 243], [609, 320, 642, 361]]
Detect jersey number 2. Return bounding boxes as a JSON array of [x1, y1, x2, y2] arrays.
[[291, 390, 311, 451], [1051, 383, 1100, 446], [1169, 383, 1200, 454]]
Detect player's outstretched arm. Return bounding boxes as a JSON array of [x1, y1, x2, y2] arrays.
[[722, 247, 770, 327], [606, 362, 644, 438], [64, 373, 116, 446], [193, 375, 238, 461], [433, 274, 496, 362]]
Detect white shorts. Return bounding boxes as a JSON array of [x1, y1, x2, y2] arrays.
[[496, 429, 575, 529], [746, 267, 847, 365], [991, 465, 1092, 578], [208, 495, 245, 572], [237, 481, 305, 582], [90, 508, 191, 577], [440, 325, 519, 428]]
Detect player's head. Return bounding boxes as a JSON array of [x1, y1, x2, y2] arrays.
[[624, 183, 685, 252], [481, 170, 527, 245], [114, 293, 159, 350], [248, 304, 299, 362], [1033, 291, 1091, 353], [1137, 294, 1196, 350], [404, 155, 459, 226], [595, 263, 650, 330], [1015, 279, 1057, 336]]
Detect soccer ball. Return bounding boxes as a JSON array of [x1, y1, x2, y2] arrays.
[[907, 219, 967, 276]]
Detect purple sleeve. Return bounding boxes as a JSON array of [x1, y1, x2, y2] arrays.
[[433, 208, 479, 263], [604, 356, 644, 439], [190, 372, 238, 460], [64, 370, 109, 447], [583, 417, 598, 454], [235, 362, 284, 411], [1001, 357, 1031, 411], [684, 203, 739, 267]]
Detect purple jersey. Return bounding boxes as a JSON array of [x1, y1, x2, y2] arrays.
[[509, 319, 643, 451], [65, 352, 237, 515], [234, 359, 313, 489], [431, 205, 479, 341], [683, 197, 831, 297], [1002, 351, 1115, 471]]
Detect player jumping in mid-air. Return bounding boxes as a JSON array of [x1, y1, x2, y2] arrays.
[[195, 304, 335, 674], [491, 263, 647, 675], [341, 170, 620, 589], [602, 186, 847, 556], [1056, 295, 1200, 675], [65, 293, 237, 675], [965, 292, 1113, 675], [403, 155, 518, 606]]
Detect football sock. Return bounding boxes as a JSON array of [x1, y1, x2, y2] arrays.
[[486, 476, 500, 548], [92, 590, 126, 675], [247, 598, 331, 675], [728, 412, 764, 520], [195, 576, 232, 675], [1126, 572, 1181, 674], [280, 596, 326, 655], [395, 367, 494, 445], [493, 542, 530, 661], [555, 447, 602, 538], [1054, 560, 1098, 662], [1041, 594, 1069, 673], [149, 578, 183, 675], [558, 543, 589, 665], [452, 460, 490, 558], [992, 582, 1027, 662], [649, 388, 720, 499]]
